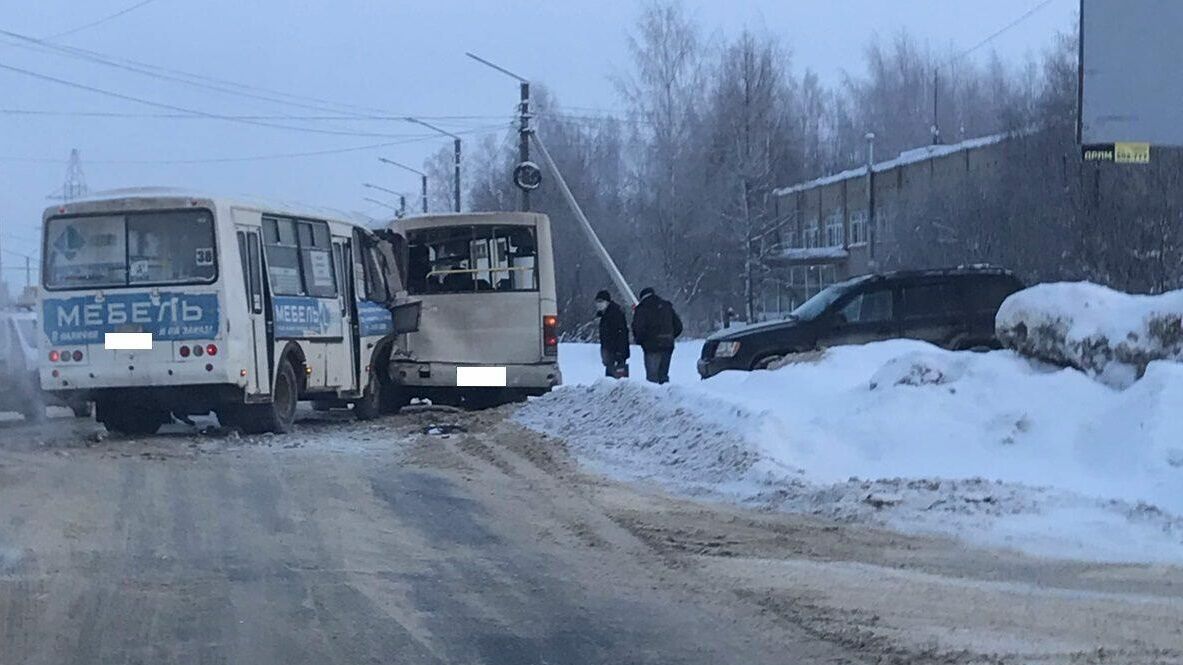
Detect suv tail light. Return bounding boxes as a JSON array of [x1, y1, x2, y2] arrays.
[[543, 315, 558, 356]]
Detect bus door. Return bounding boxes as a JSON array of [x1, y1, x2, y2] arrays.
[[328, 238, 358, 393], [235, 227, 270, 395]]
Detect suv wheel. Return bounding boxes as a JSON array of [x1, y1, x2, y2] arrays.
[[753, 355, 784, 371]]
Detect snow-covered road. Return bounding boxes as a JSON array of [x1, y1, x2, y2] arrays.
[[522, 341, 1183, 564]]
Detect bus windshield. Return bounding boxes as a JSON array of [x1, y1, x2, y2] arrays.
[[44, 210, 217, 289], [406, 225, 538, 294]]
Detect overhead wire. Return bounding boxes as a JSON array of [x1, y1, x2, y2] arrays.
[[41, 0, 160, 41], [0, 122, 511, 165], [0, 59, 449, 139]]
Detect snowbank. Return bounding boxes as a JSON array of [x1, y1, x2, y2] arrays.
[[527, 341, 1183, 563], [996, 282, 1183, 387]]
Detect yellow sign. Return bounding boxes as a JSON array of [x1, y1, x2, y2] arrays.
[[1114, 142, 1151, 164]]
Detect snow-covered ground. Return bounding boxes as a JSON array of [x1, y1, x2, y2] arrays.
[[519, 341, 1183, 564]]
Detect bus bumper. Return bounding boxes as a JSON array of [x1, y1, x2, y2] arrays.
[[390, 360, 561, 392]]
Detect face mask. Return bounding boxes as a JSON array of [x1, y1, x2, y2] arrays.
[[595, 301, 608, 312]]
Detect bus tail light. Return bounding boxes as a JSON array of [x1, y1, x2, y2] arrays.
[[206, 344, 218, 356], [192, 344, 204, 357], [543, 315, 558, 356], [48, 350, 60, 362], [72, 350, 83, 362], [179, 345, 191, 358]]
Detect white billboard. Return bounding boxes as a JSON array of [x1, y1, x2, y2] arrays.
[[1079, 0, 1183, 148]]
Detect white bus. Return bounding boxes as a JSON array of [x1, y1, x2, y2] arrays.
[[389, 212, 561, 407], [38, 189, 419, 435]]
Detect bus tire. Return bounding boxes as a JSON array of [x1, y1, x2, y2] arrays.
[[98, 402, 168, 436], [378, 380, 410, 415], [353, 373, 382, 421], [263, 361, 299, 433]]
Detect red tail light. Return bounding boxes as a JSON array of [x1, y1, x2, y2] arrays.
[[206, 344, 218, 357], [179, 345, 191, 358], [48, 350, 60, 362], [72, 350, 83, 362], [543, 315, 558, 356]]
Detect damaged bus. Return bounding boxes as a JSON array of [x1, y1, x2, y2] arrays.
[[389, 212, 561, 408], [38, 189, 420, 435]]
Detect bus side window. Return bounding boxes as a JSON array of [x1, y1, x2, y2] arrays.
[[246, 234, 264, 313]]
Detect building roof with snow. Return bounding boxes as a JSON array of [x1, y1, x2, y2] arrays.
[[772, 132, 1012, 197]]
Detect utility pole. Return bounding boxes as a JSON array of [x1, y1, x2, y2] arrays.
[[931, 70, 942, 145], [466, 52, 536, 212], [866, 132, 877, 268], [378, 157, 428, 214], [405, 118, 461, 212], [531, 132, 636, 306], [519, 80, 531, 211]]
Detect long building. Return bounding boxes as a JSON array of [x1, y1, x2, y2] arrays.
[[766, 132, 1017, 313]]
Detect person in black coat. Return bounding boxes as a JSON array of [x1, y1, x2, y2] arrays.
[[630, 286, 682, 384], [594, 289, 630, 378]]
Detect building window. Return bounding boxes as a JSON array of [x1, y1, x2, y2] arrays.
[[825, 212, 843, 247], [804, 219, 819, 248], [850, 210, 868, 246]]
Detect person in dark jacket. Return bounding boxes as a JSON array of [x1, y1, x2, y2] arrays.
[[594, 289, 630, 378], [630, 286, 682, 384]]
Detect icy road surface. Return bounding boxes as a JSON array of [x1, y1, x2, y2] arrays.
[[1, 400, 1182, 663]]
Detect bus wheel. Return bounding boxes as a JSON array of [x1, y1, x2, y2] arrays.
[[378, 380, 410, 415], [353, 373, 382, 421], [98, 403, 168, 436], [264, 361, 298, 433]]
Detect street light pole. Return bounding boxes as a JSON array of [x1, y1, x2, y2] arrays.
[[363, 196, 400, 212], [378, 157, 428, 214], [466, 52, 532, 212], [405, 118, 461, 213]]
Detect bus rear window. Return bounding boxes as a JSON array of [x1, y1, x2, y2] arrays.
[[406, 225, 538, 294], [44, 210, 217, 289]]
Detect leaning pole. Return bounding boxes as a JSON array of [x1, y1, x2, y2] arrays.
[[530, 132, 638, 307]]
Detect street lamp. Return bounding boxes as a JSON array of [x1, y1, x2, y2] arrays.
[[404, 118, 461, 213], [378, 157, 428, 214], [363, 183, 408, 217], [363, 196, 402, 219]]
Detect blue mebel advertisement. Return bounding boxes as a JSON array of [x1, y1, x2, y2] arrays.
[[42, 292, 220, 344], [358, 301, 394, 337], [272, 296, 342, 339]]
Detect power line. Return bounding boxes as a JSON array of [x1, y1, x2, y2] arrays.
[[0, 25, 400, 120], [0, 58, 439, 139], [42, 0, 160, 41], [948, 0, 1058, 65], [0, 122, 511, 165], [0, 108, 509, 122]]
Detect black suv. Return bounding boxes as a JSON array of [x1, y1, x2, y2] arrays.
[[698, 267, 1024, 378]]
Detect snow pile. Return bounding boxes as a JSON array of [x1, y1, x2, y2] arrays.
[[522, 340, 1183, 563], [519, 378, 786, 493], [996, 282, 1183, 387]]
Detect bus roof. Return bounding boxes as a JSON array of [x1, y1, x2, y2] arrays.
[[390, 211, 549, 231], [43, 187, 377, 228]]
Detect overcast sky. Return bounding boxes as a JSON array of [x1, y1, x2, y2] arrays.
[[0, 0, 1076, 277]]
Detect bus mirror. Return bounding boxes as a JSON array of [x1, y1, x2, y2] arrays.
[[390, 299, 422, 334]]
